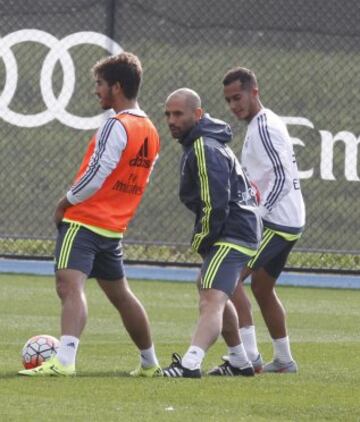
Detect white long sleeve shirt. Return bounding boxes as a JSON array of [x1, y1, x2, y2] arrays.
[[241, 108, 305, 233], [67, 109, 147, 205]]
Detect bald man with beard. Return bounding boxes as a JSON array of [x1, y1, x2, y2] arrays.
[[162, 88, 262, 378]]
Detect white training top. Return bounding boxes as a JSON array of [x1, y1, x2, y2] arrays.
[[241, 108, 305, 233]]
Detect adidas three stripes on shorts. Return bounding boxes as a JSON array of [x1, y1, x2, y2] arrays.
[[55, 222, 125, 280]]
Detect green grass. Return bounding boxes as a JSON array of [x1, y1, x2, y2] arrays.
[[1, 274, 360, 421]]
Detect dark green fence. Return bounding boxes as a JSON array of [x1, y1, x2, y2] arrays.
[[1, 0, 359, 271]]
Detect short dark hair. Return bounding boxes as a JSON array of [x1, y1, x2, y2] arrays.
[[92, 52, 142, 99], [222, 67, 258, 90]]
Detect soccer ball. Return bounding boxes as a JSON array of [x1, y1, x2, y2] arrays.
[[22, 335, 60, 369]]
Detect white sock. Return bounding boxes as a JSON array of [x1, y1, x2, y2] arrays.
[[272, 336, 294, 363], [240, 325, 260, 362], [182, 345, 205, 370], [140, 344, 159, 368], [56, 335, 79, 366], [228, 344, 251, 369]]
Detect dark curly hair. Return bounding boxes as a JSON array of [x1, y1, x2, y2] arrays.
[[92, 52, 142, 99]]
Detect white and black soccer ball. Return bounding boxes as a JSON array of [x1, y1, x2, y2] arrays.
[[22, 335, 59, 369]]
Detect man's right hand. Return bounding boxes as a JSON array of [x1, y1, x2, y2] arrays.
[[54, 196, 72, 227]]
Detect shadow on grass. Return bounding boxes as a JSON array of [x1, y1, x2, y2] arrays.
[[1, 370, 132, 379]]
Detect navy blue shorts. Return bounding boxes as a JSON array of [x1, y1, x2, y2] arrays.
[[247, 228, 297, 279], [54, 222, 125, 280], [201, 243, 251, 296]]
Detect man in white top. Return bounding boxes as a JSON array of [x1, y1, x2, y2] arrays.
[[222, 67, 305, 373]]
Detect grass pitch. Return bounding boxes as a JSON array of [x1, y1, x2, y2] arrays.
[[0, 273, 359, 421]]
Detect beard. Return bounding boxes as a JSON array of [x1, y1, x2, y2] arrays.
[[100, 88, 115, 110]]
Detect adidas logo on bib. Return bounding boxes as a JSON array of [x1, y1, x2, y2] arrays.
[[130, 138, 151, 168]]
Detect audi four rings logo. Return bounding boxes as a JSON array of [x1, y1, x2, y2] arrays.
[[0, 29, 123, 129]]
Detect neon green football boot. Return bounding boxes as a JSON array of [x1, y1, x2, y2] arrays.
[[130, 364, 163, 378], [18, 356, 76, 377]]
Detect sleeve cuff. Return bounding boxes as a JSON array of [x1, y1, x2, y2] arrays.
[[66, 191, 81, 205], [258, 204, 269, 218]]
